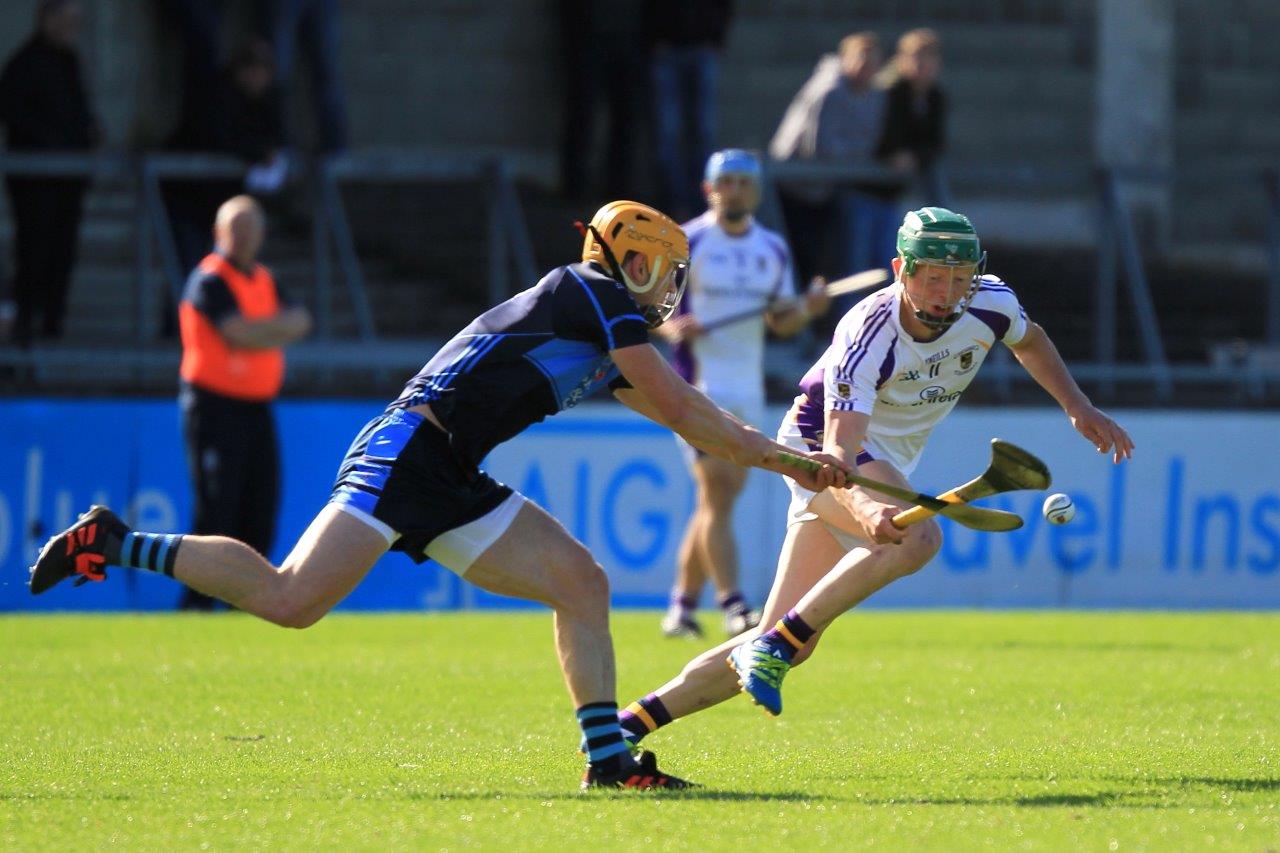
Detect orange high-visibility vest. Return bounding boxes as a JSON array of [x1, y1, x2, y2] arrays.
[[179, 254, 285, 401]]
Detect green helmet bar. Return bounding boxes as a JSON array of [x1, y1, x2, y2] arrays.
[[896, 207, 988, 331]]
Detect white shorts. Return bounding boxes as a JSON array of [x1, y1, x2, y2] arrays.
[[335, 490, 526, 577], [776, 416, 884, 552]]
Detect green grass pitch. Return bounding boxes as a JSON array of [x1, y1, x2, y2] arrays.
[[3, 611, 1278, 850]]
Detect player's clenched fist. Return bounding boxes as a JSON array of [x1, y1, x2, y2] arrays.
[[857, 502, 907, 545], [803, 451, 852, 491]]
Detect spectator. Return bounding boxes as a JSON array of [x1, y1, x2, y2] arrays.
[[0, 0, 99, 346], [645, 0, 734, 221], [771, 32, 903, 336], [177, 195, 311, 609], [557, 0, 647, 201], [163, 0, 226, 154], [878, 29, 947, 190], [165, 40, 287, 303], [261, 0, 348, 153]]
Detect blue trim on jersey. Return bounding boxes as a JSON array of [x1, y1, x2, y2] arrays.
[[420, 334, 506, 399], [523, 337, 613, 409], [566, 267, 619, 349], [522, 351, 560, 399], [608, 313, 646, 334], [459, 334, 505, 374]]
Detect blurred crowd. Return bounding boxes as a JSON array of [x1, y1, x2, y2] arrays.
[[0, 0, 348, 345], [558, 3, 946, 333], [0, 0, 946, 346]]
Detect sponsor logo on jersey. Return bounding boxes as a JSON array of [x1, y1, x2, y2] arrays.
[[898, 369, 921, 382], [564, 357, 612, 409], [880, 388, 965, 408], [835, 381, 852, 398]]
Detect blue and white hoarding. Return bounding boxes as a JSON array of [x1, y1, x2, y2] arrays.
[[1, 400, 1276, 611]]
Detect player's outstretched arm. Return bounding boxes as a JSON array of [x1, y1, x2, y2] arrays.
[[1006, 321, 1134, 463], [610, 343, 850, 491]]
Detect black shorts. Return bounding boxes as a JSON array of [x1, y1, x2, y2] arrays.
[[328, 409, 513, 562]]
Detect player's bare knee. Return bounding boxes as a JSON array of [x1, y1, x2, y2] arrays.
[[553, 549, 610, 614], [896, 520, 942, 576], [257, 595, 316, 629], [257, 575, 327, 629]]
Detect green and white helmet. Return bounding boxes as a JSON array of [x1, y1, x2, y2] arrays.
[[896, 207, 988, 330]]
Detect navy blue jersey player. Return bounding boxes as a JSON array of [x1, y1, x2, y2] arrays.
[[30, 201, 853, 791]]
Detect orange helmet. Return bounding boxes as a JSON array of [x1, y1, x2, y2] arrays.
[[581, 201, 690, 327]]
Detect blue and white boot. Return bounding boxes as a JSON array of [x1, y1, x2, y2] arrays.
[[727, 637, 792, 716]]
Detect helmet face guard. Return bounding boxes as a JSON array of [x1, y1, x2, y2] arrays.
[[904, 256, 987, 331], [644, 261, 688, 328], [895, 206, 986, 332]]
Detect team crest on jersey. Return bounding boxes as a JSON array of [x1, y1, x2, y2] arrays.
[[954, 344, 980, 375], [835, 381, 852, 399]]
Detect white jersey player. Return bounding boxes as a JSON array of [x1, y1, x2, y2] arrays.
[[612, 208, 1135, 751], [656, 149, 830, 638]]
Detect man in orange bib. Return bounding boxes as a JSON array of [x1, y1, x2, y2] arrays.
[[176, 195, 312, 608]]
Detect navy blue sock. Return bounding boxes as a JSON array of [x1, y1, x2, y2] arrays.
[[118, 532, 183, 576], [577, 702, 634, 774]]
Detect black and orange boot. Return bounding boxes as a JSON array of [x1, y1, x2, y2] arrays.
[[580, 750, 696, 791], [28, 505, 128, 594]]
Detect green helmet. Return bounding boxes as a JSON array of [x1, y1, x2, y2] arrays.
[[896, 207, 988, 331], [896, 207, 985, 274]]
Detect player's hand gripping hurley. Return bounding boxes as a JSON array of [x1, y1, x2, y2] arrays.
[[777, 438, 1051, 532]]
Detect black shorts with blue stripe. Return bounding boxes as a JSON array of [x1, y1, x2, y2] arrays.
[[329, 409, 512, 562]]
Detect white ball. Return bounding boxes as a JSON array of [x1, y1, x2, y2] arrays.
[[1042, 493, 1075, 525]]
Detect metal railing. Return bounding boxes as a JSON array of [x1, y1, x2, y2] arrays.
[[1, 150, 1277, 404], [0, 149, 538, 348]]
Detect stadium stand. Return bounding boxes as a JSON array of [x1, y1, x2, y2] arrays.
[[0, 0, 1276, 405]]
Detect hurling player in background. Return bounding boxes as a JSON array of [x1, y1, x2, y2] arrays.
[[655, 149, 830, 639], [616, 207, 1133, 748], [30, 200, 854, 791]]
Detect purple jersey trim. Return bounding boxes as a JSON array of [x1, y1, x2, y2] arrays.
[[968, 306, 1011, 340], [837, 304, 892, 378], [875, 333, 899, 388]]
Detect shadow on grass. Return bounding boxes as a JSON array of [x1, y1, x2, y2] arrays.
[[408, 789, 831, 803], [827, 775, 1280, 809], [1102, 776, 1280, 793]]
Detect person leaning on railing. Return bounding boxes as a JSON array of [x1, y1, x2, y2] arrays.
[[0, 0, 101, 347]]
